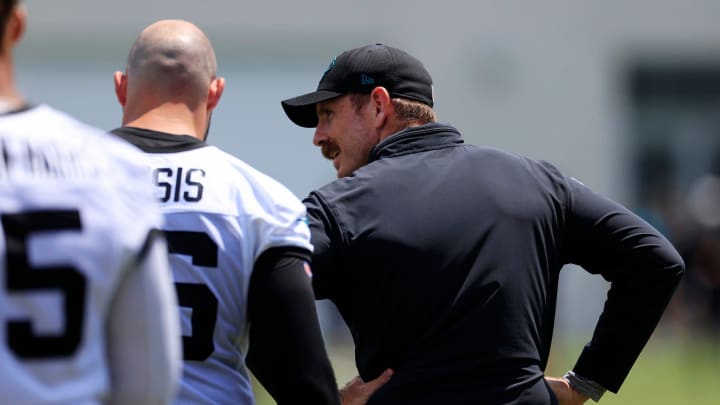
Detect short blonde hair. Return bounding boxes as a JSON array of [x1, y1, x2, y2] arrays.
[[391, 97, 436, 124], [349, 93, 436, 124]]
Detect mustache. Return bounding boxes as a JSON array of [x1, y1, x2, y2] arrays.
[[320, 142, 340, 160]]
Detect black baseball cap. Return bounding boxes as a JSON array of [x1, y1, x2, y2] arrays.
[[281, 44, 434, 128]]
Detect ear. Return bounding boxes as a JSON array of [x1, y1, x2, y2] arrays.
[[4, 4, 26, 50], [207, 77, 225, 112], [369, 86, 393, 129], [113, 71, 127, 107]]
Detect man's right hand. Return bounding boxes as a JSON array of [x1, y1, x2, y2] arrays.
[[339, 369, 393, 405]]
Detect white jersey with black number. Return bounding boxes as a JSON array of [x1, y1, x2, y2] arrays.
[[112, 127, 313, 405], [0, 105, 179, 404]]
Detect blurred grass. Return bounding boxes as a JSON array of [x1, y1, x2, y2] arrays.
[[546, 336, 720, 404], [252, 337, 720, 404]]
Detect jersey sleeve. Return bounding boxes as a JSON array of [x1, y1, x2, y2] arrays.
[[106, 231, 182, 405], [243, 170, 313, 258], [104, 139, 181, 403], [563, 177, 685, 392]]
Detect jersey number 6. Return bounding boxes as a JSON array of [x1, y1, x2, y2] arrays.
[[164, 230, 219, 361]]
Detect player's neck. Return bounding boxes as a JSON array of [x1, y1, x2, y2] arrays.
[[0, 91, 25, 114], [0, 63, 24, 113], [123, 107, 205, 140]]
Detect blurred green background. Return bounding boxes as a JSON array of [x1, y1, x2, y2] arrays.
[[252, 335, 720, 404]]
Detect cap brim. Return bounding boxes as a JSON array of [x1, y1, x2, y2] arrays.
[[281, 90, 343, 128]]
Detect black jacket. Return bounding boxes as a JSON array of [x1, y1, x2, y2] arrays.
[[304, 123, 684, 404]]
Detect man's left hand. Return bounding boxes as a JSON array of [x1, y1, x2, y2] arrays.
[[545, 376, 589, 405]]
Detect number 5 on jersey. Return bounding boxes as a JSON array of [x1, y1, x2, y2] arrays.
[[2, 210, 86, 359]]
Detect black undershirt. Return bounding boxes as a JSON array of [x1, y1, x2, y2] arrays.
[[246, 247, 340, 405]]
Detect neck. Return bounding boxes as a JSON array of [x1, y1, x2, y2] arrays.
[[379, 120, 423, 142], [122, 103, 206, 140], [0, 59, 24, 111]]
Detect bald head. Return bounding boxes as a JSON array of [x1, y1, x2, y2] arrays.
[[125, 19, 217, 103], [115, 19, 225, 139]]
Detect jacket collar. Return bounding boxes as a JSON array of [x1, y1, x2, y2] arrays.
[[367, 123, 463, 163]]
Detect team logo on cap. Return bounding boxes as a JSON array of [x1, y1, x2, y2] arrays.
[[321, 57, 336, 80], [361, 74, 375, 85]]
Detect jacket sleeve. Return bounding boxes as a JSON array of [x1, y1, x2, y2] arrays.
[[563, 178, 684, 393], [245, 246, 341, 405], [303, 191, 344, 300]]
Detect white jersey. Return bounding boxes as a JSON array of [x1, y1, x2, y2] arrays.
[[112, 127, 313, 405], [0, 105, 181, 405]]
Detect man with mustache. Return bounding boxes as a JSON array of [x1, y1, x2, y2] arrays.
[[281, 43, 685, 404]]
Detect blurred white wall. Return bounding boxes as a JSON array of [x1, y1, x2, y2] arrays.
[[16, 0, 719, 338], [20, 0, 720, 193]]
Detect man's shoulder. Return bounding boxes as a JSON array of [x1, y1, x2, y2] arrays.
[[1, 104, 102, 139], [0, 105, 162, 244], [143, 145, 305, 218], [200, 149, 298, 201], [1, 104, 147, 170]]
